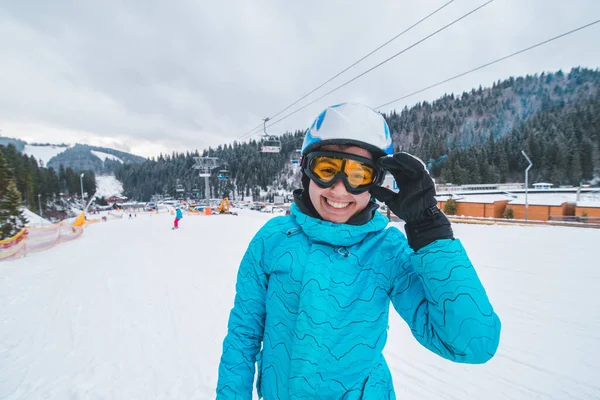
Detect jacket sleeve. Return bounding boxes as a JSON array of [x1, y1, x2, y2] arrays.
[[216, 232, 268, 399], [390, 237, 501, 364]]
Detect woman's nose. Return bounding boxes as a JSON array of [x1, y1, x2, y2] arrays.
[[329, 179, 349, 194]]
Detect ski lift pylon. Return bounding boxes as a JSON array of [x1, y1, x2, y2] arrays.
[[260, 117, 281, 153]]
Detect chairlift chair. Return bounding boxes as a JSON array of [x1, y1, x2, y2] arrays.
[[290, 149, 301, 165], [260, 117, 281, 153], [218, 169, 229, 180]]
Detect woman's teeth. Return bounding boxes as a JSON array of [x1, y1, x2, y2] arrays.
[[325, 198, 351, 209]]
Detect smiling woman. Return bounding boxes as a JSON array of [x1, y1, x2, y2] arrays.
[[216, 103, 501, 399]]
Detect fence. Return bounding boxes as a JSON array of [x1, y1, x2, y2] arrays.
[[0, 222, 86, 262], [0, 229, 28, 261]]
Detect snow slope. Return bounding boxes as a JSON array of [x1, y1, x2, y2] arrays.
[[1, 211, 599, 399], [91, 150, 122, 163], [94, 175, 124, 198], [20, 207, 51, 227], [23, 144, 69, 166]]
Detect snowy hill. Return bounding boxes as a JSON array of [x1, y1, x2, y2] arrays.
[[46, 144, 146, 174], [0, 136, 145, 173], [91, 150, 123, 163], [20, 207, 51, 227], [23, 144, 70, 166], [94, 175, 124, 198], [1, 211, 599, 398]]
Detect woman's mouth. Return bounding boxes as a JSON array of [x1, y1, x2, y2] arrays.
[[324, 197, 352, 210]]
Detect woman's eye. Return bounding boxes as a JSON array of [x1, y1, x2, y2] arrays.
[[320, 168, 336, 175]]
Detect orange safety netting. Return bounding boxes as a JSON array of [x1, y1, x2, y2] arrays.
[[0, 221, 85, 262], [0, 229, 28, 261]]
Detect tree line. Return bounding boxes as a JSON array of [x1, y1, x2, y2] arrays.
[[0, 144, 97, 239], [385, 67, 599, 185], [115, 131, 305, 201]]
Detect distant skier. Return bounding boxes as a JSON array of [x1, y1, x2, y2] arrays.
[[216, 103, 501, 399], [173, 207, 183, 229]]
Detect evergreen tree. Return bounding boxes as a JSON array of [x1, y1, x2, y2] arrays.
[[0, 151, 8, 195], [569, 151, 583, 185], [1, 144, 88, 216], [580, 138, 594, 181], [0, 179, 28, 239]]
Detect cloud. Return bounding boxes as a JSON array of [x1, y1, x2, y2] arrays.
[[0, 0, 599, 157]]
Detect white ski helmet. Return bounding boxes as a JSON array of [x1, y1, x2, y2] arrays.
[[301, 102, 394, 158]]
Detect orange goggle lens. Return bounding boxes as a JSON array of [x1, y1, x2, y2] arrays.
[[310, 156, 375, 188]]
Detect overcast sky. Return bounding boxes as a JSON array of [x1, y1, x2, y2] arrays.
[[1, 0, 599, 158]]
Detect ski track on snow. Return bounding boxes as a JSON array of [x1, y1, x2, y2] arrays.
[[1, 211, 599, 399]]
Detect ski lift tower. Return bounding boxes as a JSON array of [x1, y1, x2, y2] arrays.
[[193, 156, 219, 201]]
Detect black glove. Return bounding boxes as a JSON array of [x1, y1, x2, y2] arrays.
[[370, 152, 454, 251]]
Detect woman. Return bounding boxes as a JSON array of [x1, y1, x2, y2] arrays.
[[217, 103, 501, 399]]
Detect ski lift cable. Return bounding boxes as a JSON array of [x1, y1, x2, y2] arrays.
[[178, 18, 600, 175], [262, 11, 595, 138], [234, 0, 455, 143], [186, 1, 490, 164], [375, 19, 600, 110], [260, 0, 456, 125], [212, 18, 600, 168], [253, 0, 495, 136]]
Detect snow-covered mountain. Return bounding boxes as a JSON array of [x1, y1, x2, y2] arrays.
[[2, 137, 146, 174], [23, 144, 70, 166], [46, 144, 145, 174]]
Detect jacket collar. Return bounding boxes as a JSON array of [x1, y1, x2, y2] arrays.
[[289, 203, 389, 246]]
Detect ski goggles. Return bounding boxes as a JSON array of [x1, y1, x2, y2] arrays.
[[302, 151, 385, 194]]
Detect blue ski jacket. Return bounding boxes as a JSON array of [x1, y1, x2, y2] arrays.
[[175, 209, 183, 219], [217, 204, 501, 399]]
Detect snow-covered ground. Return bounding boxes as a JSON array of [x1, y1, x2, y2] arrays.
[[21, 207, 51, 227], [1, 211, 599, 399], [95, 175, 124, 198], [91, 150, 122, 163], [23, 144, 69, 166]]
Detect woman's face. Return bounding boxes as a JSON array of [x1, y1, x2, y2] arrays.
[[308, 144, 373, 224]]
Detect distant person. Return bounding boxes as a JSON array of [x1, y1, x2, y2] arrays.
[[173, 207, 183, 229], [216, 103, 501, 398]]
